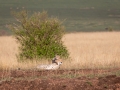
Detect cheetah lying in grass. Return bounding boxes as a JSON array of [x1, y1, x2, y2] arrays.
[[36, 55, 62, 70]]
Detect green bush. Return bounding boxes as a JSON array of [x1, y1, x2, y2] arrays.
[[9, 10, 69, 61]]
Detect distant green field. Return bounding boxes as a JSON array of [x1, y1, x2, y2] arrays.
[[0, 0, 120, 34]]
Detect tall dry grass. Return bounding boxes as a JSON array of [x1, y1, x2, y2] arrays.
[[62, 32, 120, 69], [0, 36, 18, 69], [0, 32, 120, 70]]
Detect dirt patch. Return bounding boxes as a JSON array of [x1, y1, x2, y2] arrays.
[[0, 69, 120, 90]]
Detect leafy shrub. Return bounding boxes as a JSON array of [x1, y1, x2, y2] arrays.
[[9, 10, 69, 61]]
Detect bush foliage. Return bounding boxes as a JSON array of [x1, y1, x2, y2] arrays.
[[9, 10, 69, 61]]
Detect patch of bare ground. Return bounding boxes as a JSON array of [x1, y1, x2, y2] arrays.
[[0, 68, 120, 90]]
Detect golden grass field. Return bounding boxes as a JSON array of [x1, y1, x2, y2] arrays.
[[0, 32, 120, 70]]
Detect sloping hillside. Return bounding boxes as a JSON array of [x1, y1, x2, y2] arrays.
[[0, 0, 120, 33]]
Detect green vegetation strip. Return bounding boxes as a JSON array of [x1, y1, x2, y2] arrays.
[[0, 0, 120, 34]]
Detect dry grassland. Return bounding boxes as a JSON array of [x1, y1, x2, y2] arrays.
[[0, 32, 120, 70]]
